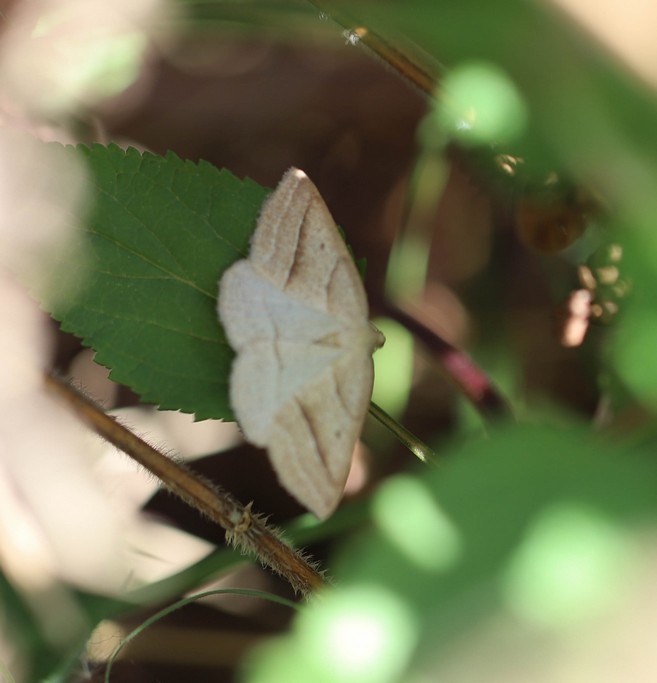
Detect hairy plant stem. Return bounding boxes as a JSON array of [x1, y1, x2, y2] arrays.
[[44, 373, 325, 597]]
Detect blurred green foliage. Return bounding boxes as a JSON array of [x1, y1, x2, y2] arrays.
[[242, 424, 657, 682]]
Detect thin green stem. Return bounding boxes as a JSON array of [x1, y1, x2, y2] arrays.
[[368, 401, 435, 463], [104, 588, 299, 682]]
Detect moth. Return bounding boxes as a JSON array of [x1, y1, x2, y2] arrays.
[[218, 168, 383, 518]]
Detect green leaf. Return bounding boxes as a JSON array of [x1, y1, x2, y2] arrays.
[[45, 144, 269, 420]]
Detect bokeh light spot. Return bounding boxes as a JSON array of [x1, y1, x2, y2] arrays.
[[297, 585, 418, 683], [438, 61, 528, 144], [503, 502, 634, 629], [372, 318, 414, 418], [373, 475, 462, 571]]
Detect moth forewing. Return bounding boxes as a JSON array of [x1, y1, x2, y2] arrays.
[[217, 168, 384, 518]]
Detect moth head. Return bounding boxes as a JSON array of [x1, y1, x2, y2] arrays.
[[370, 322, 386, 352]]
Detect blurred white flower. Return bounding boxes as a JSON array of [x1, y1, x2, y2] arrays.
[[0, 130, 87, 294], [0, 0, 174, 115], [0, 0, 194, 602], [0, 132, 133, 595], [0, 1, 176, 669]]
